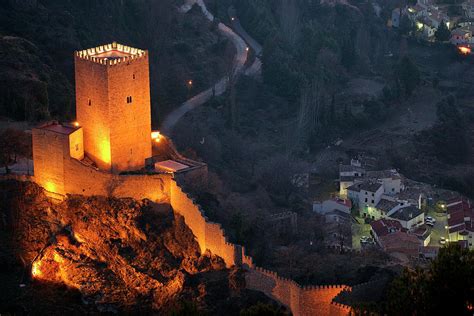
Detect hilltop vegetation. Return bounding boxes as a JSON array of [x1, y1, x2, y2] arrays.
[[0, 0, 234, 125]]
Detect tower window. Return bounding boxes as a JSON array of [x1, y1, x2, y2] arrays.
[[126, 96, 133, 104], [133, 74, 136, 79], [88, 99, 92, 106]]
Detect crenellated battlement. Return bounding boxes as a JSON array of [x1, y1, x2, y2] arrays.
[[75, 42, 147, 66]]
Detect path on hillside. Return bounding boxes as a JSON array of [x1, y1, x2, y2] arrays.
[[161, 0, 262, 135], [227, 6, 262, 76]]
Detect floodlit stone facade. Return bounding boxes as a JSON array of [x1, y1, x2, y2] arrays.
[[75, 42, 151, 173]]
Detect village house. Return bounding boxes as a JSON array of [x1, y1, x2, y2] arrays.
[[325, 209, 352, 224], [371, 219, 428, 257], [374, 198, 401, 218], [370, 218, 404, 245], [338, 159, 365, 197], [313, 197, 352, 214], [387, 206, 425, 229], [450, 27, 472, 45], [447, 198, 474, 250], [358, 182, 384, 219], [412, 226, 432, 247]]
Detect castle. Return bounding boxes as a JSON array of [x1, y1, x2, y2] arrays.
[[30, 42, 352, 316]]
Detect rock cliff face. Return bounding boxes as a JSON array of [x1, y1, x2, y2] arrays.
[[0, 180, 279, 314]]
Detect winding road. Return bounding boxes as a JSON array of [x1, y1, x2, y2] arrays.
[[160, 0, 261, 135]]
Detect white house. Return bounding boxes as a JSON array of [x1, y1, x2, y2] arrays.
[[359, 182, 384, 219], [387, 206, 425, 229], [366, 170, 402, 195], [339, 160, 365, 197]]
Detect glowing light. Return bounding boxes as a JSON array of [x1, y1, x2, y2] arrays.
[[44, 181, 56, 193], [99, 139, 111, 165], [32, 261, 42, 278], [246, 47, 249, 51], [188, 80, 193, 86], [73, 121, 80, 127], [231, 17, 235, 21], [416, 22, 423, 30], [151, 131, 163, 143], [458, 46, 471, 55]]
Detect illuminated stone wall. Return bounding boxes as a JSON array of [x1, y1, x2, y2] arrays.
[[75, 56, 111, 171], [64, 158, 171, 202], [32, 128, 68, 196], [245, 267, 352, 316], [108, 54, 151, 172], [74, 50, 151, 173]]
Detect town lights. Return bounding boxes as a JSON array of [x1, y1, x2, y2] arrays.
[[31, 260, 42, 278], [187, 80, 193, 86], [458, 46, 471, 55], [73, 121, 80, 127], [246, 47, 249, 51], [151, 131, 162, 143]]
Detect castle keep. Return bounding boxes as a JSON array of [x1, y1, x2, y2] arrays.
[[75, 42, 151, 172], [30, 43, 352, 316]]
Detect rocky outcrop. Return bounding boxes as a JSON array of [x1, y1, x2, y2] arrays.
[[0, 180, 282, 314]]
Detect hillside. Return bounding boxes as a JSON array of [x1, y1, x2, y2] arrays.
[[0, 0, 234, 126], [0, 180, 284, 314]]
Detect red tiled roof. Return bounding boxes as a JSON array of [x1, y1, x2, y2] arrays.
[[380, 231, 420, 255], [448, 210, 466, 227], [449, 223, 467, 234], [371, 219, 403, 238], [447, 199, 474, 234]]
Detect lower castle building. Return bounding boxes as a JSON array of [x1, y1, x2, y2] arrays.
[[30, 42, 352, 316]]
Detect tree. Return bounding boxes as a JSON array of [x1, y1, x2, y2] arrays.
[[435, 20, 451, 42], [395, 56, 420, 96], [0, 129, 31, 174], [399, 15, 414, 36], [385, 244, 474, 315], [277, 0, 301, 46]]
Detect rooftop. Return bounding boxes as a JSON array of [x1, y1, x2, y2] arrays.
[[37, 122, 80, 135], [346, 183, 361, 192], [371, 218, 404, 238], [325, 209, 352, 220], [388, 206, 423, 222], [154, 160, 190, 173], [365, 170, 400, 180], [379, 231, 420, 255], [375, 198, 399, 213], [359, 181, 383, 193], [339, 164, 365, 174], [447, 199, 474, 233]]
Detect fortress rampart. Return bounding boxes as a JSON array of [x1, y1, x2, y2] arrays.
[[30, 141, 351, 315], [28, 41, 353, 315]]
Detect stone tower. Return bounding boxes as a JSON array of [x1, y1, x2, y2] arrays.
[[74, 42, 152, 173]]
